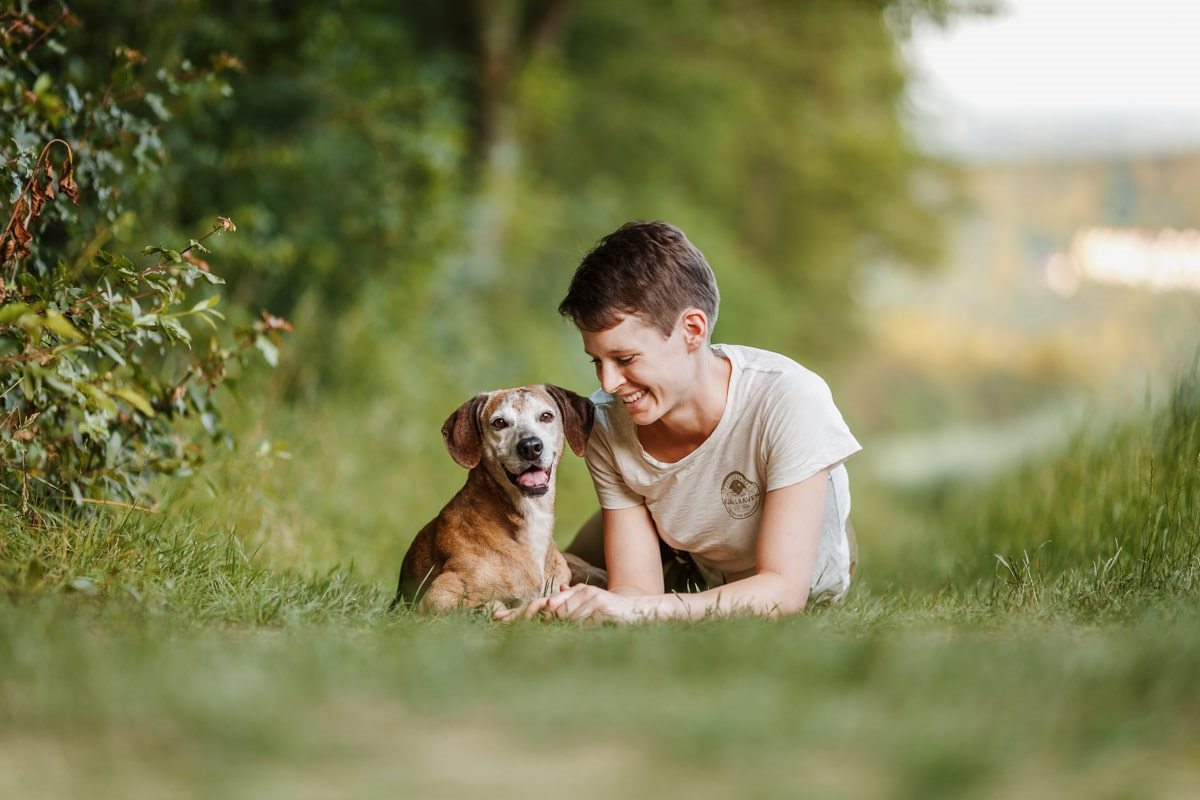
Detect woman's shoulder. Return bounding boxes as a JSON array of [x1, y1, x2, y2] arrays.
[[717, 344, 831, 398]]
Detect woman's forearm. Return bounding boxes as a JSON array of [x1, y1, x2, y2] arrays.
[[632, 571, 807, 621]]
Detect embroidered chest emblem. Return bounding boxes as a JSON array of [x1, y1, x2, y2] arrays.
[[720, 471, 762, 519]]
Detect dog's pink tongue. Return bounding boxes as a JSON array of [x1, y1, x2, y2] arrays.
[[518, 469, 549, 488]]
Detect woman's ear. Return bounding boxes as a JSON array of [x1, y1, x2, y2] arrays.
[[441, 393, 488, 468], [680, 308, 709, 350]]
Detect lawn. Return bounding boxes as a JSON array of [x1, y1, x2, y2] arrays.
[[2, 370, 1198, 799]]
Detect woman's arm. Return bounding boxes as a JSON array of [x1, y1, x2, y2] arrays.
[[603, 504, 666, 596], [509, 470, 828, 623]]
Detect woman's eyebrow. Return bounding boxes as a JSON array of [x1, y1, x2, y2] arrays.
[[585, 348, 636, 359]]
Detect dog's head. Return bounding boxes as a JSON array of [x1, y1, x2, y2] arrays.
[[441, 385, 595, 498]]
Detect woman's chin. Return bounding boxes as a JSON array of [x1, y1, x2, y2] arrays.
[[628, 400, 662, 426], [625, 394, 651, 415]]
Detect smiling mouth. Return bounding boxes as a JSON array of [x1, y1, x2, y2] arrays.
[[622, 389, 647, 406], [505, 464, 553, 496]]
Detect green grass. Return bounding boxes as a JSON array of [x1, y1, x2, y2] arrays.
[[3, 599, 1200, 799], [902, 363, 1200, 618], [2, 369, 1199, 798]]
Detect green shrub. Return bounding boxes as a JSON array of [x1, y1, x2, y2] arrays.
[[0, 6, 284, 513]]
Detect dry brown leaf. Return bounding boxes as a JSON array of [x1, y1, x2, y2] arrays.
[[29, 182, 45, 218], [12, 213, 33, 249], [58, 174, 79, 204]]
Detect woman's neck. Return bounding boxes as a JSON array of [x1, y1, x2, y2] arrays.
[[639, 346, 732, 460]]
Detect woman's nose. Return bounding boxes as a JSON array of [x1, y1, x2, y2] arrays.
[[598, 361, 623, 394]]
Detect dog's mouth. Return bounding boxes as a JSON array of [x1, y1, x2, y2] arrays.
[[506, 464, 553, 496]]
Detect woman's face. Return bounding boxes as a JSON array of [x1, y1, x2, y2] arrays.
[[580, 313, 693, 426]]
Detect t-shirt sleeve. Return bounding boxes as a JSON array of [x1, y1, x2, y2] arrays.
[[584, 422, 644, 510], [761, 370, 862, 491]]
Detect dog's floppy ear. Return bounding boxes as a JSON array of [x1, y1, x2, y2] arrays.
[[545, 384, 595, 457], [442, 393, 488, 469]]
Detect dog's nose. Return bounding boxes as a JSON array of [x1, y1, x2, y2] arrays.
[[516, 437, 543, 461]]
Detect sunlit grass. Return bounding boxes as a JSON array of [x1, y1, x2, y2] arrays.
[[2, 367, 1199, 797]]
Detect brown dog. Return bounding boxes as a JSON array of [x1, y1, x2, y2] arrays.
[[391, 384, 596, 613]]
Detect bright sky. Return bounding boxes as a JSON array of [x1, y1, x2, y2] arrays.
[[908, 0, 1200, 118]]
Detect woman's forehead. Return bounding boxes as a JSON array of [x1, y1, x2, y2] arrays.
[[581, 314, 666, 354]]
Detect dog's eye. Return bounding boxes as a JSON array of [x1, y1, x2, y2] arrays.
[[491, 418, 508, 430], [539, 411, 554, 423]]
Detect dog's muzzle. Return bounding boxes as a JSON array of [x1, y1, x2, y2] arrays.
[[506, 463, 553, 496]]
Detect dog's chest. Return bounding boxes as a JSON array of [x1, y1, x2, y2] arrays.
[[516, 499, 555, 590]]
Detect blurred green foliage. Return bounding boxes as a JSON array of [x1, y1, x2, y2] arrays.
[[3, 0, 962, 516], [52, 0, 955, 389], [515, 0, 950, 351], [0, 5, 282, 511]]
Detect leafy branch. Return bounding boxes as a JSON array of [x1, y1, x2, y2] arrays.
[[1, 138, 80, 279], [1, 6, 288, 515]]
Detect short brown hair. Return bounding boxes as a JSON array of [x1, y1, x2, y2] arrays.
[[558, 221, 720, 337]]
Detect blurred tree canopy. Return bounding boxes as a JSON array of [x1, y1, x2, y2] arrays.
[[14, 0, 962, 397]]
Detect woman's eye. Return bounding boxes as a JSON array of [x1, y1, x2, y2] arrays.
[[539, 411, 554, 423], [491, 418, 508, 430], [589, 358, 600, 367], [616, 356, 634, 366]]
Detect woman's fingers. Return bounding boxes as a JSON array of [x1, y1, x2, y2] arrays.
[[493, 597, 544, 621], [548, 584, 608, 616], [494, 585, 629, 624], [552, 589, 622, 622], [493, 588, 578, 622], [572, 598, 607, 623], [544, 584, 584, 613]]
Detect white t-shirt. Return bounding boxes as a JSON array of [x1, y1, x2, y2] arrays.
[[585, 344, 862, 603]]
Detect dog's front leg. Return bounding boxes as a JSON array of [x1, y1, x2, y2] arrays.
[[417, 573, 475, 613]]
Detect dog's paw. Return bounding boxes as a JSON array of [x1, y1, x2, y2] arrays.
[[480, 599, 509, 618]]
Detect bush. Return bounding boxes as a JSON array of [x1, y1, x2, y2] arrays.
[[0, 6, 284, 514]]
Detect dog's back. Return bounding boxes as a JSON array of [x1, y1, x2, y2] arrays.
[[393, 519, 439, 607]]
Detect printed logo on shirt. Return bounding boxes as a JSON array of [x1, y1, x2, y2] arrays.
[[720, 471, 762, 519]]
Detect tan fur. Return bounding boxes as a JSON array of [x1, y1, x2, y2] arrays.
[[391, 384, 593, 613]]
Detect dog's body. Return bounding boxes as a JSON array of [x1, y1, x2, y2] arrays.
[[392, 385, 595, 613]]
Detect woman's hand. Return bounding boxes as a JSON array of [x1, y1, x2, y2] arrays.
[[492, 593, 556, 622], [494, 584, 654, 624]]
